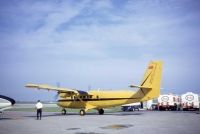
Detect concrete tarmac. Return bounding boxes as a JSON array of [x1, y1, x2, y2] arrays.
[[0, 111, 200, 134]]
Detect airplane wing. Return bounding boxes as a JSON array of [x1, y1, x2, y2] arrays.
[[25, 83, 80, 94]]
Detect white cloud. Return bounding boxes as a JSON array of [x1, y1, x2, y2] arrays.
[[1, 0, 200, 100], [1, 0, 199, 64]]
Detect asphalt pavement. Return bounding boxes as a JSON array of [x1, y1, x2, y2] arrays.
[[0, 110, 200, 134]]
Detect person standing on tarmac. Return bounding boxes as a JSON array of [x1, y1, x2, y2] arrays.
[[35, 100, 43, 120]]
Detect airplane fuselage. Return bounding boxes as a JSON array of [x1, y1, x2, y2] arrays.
[[57, 90, 145, 110], [0, 101, 12, 109], [25, 61, 162, 115], [0, 95, 15, 111]]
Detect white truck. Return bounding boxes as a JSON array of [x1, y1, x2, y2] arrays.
[[147, 99, 159, 110], [181, 92, 199, 111], [158, 94, 181, 111]]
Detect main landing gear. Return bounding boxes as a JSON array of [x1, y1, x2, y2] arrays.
[[62, 108, 104, 116], [98, 109, 104, 115]]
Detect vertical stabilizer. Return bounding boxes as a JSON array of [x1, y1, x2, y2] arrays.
[[131, 61, 163, 101]]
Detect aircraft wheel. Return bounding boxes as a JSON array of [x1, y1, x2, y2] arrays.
[[61, 109, 66, 115], [80, 109, 85, 116], [98, 109, 104, 115]]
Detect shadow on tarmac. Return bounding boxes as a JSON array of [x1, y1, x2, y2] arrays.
[[22, 112, 144, 118], [0, 118, 14, 120]]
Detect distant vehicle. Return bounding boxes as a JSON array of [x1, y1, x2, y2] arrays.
[[0, 95, 15, 114], [181, 92, 199, 111], [147, 99, 158, 110], [121, 102, 141, 111], [158, 94, 181, 111]]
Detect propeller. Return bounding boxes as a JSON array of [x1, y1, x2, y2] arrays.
[[54, 82, 60, 100], [88, 84, 91, 91], [54, 91, 60, 100]]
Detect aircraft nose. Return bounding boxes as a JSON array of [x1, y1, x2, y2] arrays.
[[10, 98, 15, 105], [0, 95, 15, 105]]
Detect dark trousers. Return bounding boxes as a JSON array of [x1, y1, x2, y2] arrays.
[[37, 109, 42, 120]]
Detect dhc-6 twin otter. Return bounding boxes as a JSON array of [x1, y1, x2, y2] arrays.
[[25, 61, 162, 116]]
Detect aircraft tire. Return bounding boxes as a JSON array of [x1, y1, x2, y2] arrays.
[[80, 109, 85, 116], [98, 109, 104, 115], [61, 109, 66, 115]]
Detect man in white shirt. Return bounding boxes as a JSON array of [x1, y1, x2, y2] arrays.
[[35, 100, 43, 120]]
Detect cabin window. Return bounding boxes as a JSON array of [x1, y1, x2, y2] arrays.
[[78, 95, 92, 99]]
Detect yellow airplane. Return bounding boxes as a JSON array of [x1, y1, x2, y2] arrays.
[[25, 61, 162, 116]]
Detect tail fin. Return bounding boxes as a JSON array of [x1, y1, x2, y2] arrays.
[[130, 61, 163, 101]]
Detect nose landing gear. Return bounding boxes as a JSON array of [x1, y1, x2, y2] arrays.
[[80, 109, 86, 116]]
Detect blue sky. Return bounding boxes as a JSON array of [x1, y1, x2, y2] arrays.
[[0, 0, 200, 101]]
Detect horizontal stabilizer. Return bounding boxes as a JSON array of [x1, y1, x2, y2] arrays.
[[129, 85, 152, 90]]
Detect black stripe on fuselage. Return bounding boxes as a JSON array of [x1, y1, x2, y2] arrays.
[[58, 97, 140, 102]]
